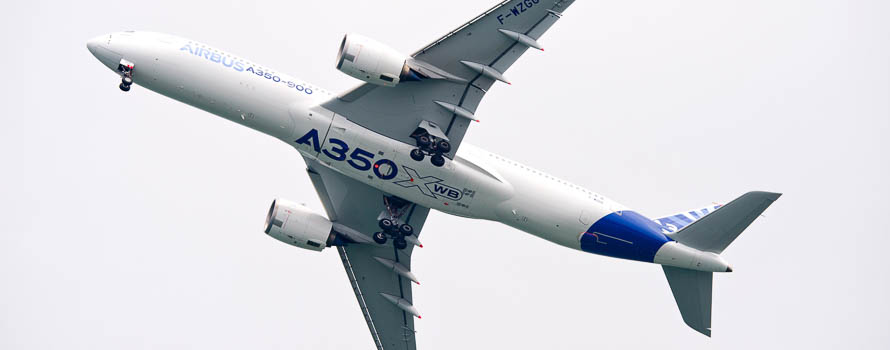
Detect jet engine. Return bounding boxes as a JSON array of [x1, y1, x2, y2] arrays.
[[264, 199, 336, 251], [335, 33, 424, 87]]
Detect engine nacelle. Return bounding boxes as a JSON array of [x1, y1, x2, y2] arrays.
[[264, 199, 335, 251], [336, 33, 422, 87]]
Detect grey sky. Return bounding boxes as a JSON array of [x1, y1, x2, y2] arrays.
[[3, 0, 888, 348]]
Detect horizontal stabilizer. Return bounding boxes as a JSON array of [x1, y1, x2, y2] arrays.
[[663, 266, 713, 337], [670, 191, 781, 253]]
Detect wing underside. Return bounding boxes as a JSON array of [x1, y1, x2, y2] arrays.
[[323, 0, 576, 158], [306, 158, 429, 350]]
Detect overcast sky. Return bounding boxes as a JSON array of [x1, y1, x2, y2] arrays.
[[3, 0, 888, 349]]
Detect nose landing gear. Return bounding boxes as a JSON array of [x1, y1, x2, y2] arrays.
[[117, 59, 135, 92], [373, 195, 416, 250], [409, 120, 452, 167]]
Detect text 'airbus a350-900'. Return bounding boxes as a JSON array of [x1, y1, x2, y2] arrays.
[[87, 1, 779, 347]]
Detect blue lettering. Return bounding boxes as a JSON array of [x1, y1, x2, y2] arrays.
[[323, 139, 349, 161], [433, 184, 450, 195], [430, 184, 462, 200], [510, 7, 520, 16], [295, 135, 462, 201], [497, 14, 504, 24], [178, 45, 318, 96], [373, 159, 398, 180], [347, 148, 374, 171], [294, 129, 321, 153]]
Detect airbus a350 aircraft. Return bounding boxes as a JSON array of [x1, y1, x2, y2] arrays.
[[87, 1, 779, 347]]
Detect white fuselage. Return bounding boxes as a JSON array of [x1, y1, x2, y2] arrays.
[[87, 31, 730, 271]]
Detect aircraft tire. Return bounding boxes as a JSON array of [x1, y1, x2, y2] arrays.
[[431, 154, 445, 167], [373, 231, 388, 244], [399, 224, 414, 236], [379, 218, 394, 231], [437, 140, 451, 154], [393, 237, 407, 250], [418, 135, 431, 148], [410, 148, 425, 161]]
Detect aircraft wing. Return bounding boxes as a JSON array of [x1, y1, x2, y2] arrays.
[[304, 157, 430, 350], [323, 0, 576, 157]]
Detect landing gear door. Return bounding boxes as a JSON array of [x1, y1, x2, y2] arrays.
[[117, 59, 134, 78]]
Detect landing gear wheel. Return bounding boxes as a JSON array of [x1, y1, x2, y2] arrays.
[[436, 140, 451, 154], [379, 218, 394, 231], [399, 224, 414, 236], [119, 83, 131, 92], [122, 76, 133, 85], [373, 231, 388, 244], [418, 135, 431, 148], [431, 154, 445, 167], [410, 148, 425, 161], [393, 237, 408, 250]]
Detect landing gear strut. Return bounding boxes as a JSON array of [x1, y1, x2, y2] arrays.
[[409, 121, 452, 167], [372, 195, 415, 250], [117, 59, 134, 92]]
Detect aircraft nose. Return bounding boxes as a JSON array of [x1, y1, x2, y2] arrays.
[[86, 34, 121, 69], [86, 35, 105, 56]]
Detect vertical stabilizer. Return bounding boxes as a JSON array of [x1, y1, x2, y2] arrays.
[[663, 266, 713, 337]]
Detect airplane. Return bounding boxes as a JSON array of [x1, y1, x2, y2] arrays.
[[86, 0, 780, 347]]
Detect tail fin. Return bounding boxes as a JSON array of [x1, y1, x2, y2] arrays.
[[670, 191, 781, 254], [661, 191, 781, 336], [663, 266, 713, 336], [653, 204, 723, 234]]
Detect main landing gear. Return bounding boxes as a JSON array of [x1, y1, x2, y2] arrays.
[[409, 121, 451, 168], [373, 195, 415, 250], [117, 59, 135, 92]]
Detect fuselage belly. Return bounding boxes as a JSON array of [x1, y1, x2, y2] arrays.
[[88, 31, 683, 263]]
